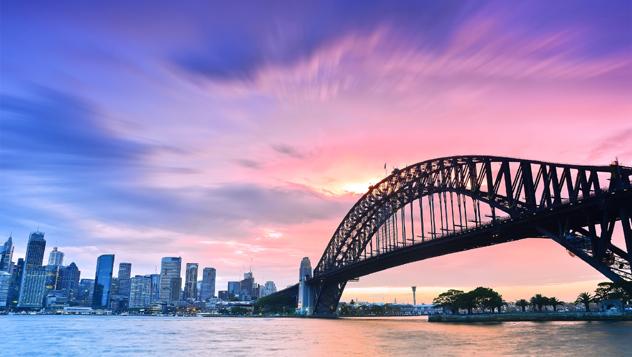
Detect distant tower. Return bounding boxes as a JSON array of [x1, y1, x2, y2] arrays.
[[159, 257, 182, 303], [18, 231, 47, 308], [299, 257, 312, 281], [48, 247, 64, 267], [199, 267, 216, 301], [411, 286, 417, 306], [117, 262, 132, 298]]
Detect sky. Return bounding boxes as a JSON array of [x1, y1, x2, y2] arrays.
[[1, 1, 631, 303]]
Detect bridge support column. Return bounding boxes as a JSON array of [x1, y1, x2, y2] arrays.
[[310, 280, 347, 316]]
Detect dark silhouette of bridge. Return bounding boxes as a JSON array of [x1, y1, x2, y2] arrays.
[[262, 156, 632, 316]]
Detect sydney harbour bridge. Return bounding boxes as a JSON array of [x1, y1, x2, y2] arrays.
[[260, 156, 632, 316]]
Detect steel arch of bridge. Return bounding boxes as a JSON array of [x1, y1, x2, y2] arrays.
[[309, 155, 632, 316]]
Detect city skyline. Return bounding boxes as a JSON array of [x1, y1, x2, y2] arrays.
[[1, 1, 631, 302]]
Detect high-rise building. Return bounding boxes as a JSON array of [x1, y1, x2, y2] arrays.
[[0, 272, 12, 308], [47, 247, 64, 267], [7, 258, 24, 308], [18, 231, 47, 308], [240, 271, 255, 300], [200, 267, 216, 301], [297, 257, 312, 314], [129, 275, 152, 308], [58, 262, 81, 301], [0, 235, 14, 272], [23, 231, 46, 270], [227, 281, 240, 299], [159, 257, 182, 304], [117, 263, 132, 299], [44, 264, 61, 291], [17, 266, 47, 308], [149, 274, 160, 303], [92, 254, 115, 309], [261, 281, 277, 297], [184, 263, 198, 301], [77, 279, 95, 306]]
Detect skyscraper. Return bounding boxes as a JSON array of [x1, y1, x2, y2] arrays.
[[0, 272, 12, 308], [129, 275, 152, 308], [58, 262, 81, 301], [200, 267, 216, 301], [159, 257, 182, 304], [77, 279, 95, 306], [7, 258, 24, 308], [0, 235, 14, 272], [227, 281, 240, 299], [117, 263, 132, 299], [47, 247, 64, 267], [240, 271, 255, 300], [184, 263, 198, 301], [92, 254, 115, 309], [18, 231, 47, 308]]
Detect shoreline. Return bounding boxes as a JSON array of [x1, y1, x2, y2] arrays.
[[428, 312, 632, 322]]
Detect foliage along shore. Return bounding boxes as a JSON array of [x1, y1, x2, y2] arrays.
[[428, 311, 632, 322]]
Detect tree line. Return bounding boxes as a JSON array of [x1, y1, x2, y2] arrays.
[[433, 281, 631, 314]]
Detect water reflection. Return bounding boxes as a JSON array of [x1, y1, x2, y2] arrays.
[[2, 316, 631, 356]]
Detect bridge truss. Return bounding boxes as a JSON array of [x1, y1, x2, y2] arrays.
[[309, 156, 632, 315]]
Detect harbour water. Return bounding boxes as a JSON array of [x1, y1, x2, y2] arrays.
[[2, 315, 631, 356]]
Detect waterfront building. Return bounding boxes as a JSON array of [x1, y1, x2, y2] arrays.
[[297, 257, 312, 314], [92, 254, 115, 309], [77, 279, 95, 306], [117, 263, 132, 299], [0, 272, 11, 307], [47, 247, 64, 267], [159, 257, 182, 304], [149, 274, 160, 303], [17, 266, 47, 308], [200, 267, 216, 301], [261, 281, 277, 297], [0, 235, 14, 272], [58, 262, 81, 301], [18, 231, 47, 308], [184, 263, 198, 301], [129, 275, 152, 308]]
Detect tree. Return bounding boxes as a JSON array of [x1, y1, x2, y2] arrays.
[[575, 292, 593, 312], [455, 291, 477, 314], [530, 294, 546, 312], [594, 282, 632, 304], [548, 297, 564, 312], [515, 299, 529, 312], [433, 289, 464, 314]]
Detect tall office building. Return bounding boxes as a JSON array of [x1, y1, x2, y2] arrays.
[[240, 271, 255, 300], [92, 254, 115, 309], [227, 281, 240, 299], [184, 263, 198, 301], [159, 257, 182, 303], [129, 275, 152, 308], [117, 263, 132, 298], [0, 235, 14, 272], [149, 274, 160, 303], [58, 262, 81, 301], [18, 231, 47, 308], [297, 257, 312, 314], [44, 264, 61, 291], [7, 258, 24, 308], [77, 279, 95, 306], [47, 247, 64, 267], [17, 266, 47, 308], [200, 267, 216, 301]]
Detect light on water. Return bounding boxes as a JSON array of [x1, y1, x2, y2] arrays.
[[2, 316, 631, 356]]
